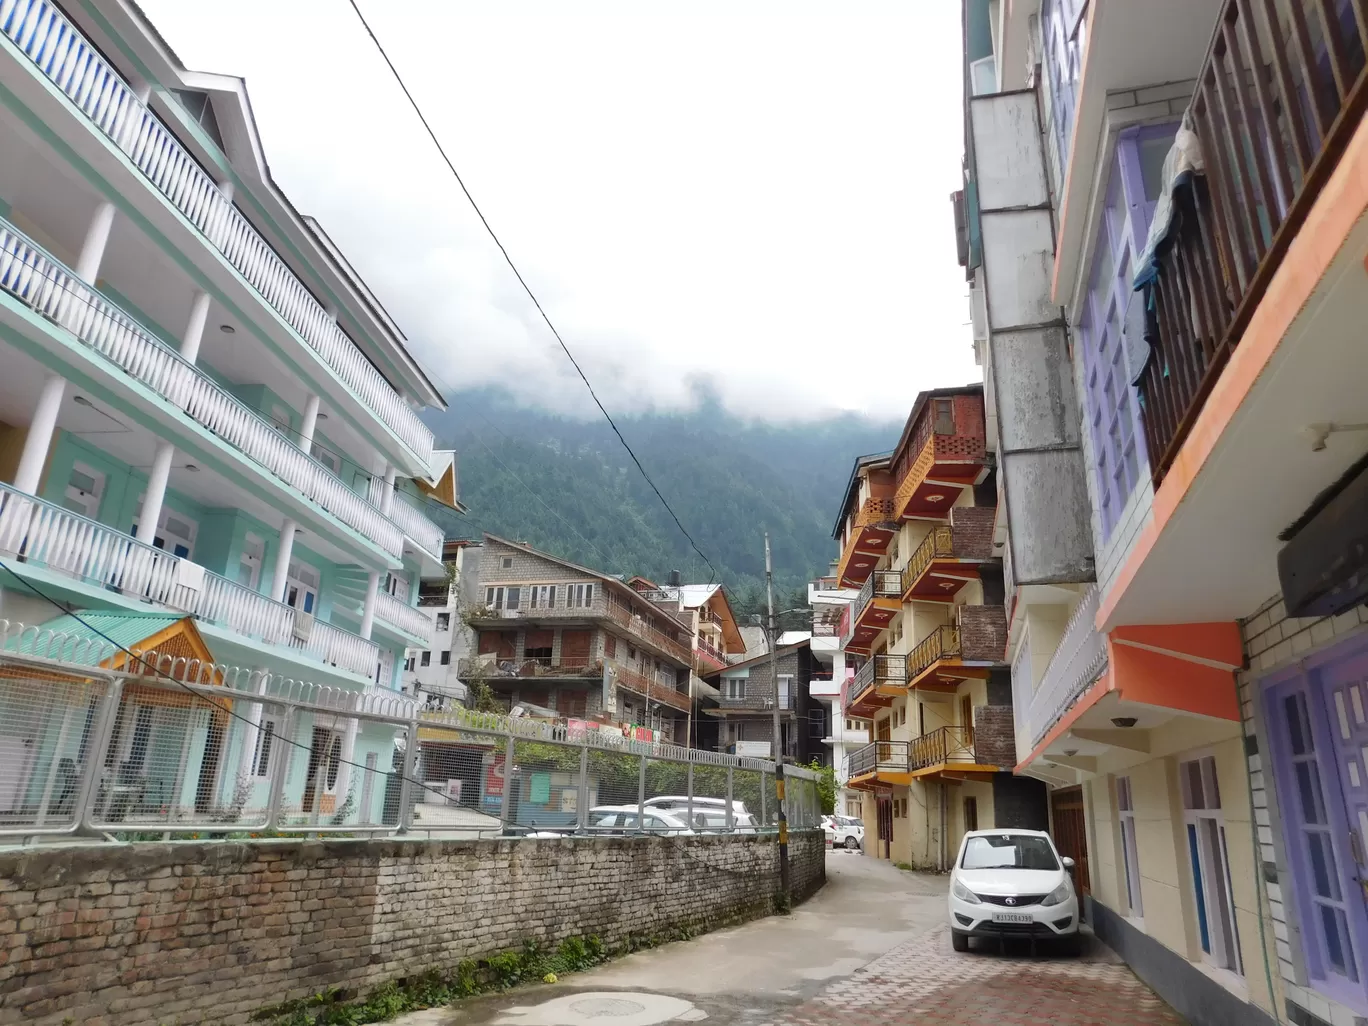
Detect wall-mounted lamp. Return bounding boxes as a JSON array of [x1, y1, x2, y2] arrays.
[[1111, 716, 1138, 728]]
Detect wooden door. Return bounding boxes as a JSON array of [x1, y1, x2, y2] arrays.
[[960, 695, 974, 746], [876, 795, 894, 860], [1051, 786, 1091, 897]]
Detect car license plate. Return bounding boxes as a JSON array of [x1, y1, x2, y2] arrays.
[[991, 912, 1033, 924]]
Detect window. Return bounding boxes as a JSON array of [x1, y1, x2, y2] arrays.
[[436, 613, 450, 632], [385, 571, 409, 602], [933, 398, 955, 435], [132, 503, 199, 560], [485, 586, 521, 611], [778, 675, 792, 709], [961, 833, 1060, 870], [420, 651, 431, 667], [1117, 776, 1144, 916], [237, 533, 264, 591], [502, 557, 513, 569], [284, 560, 320, 614], [528, 585, 556, 609], [1180, 756, 1243, 974], [723, 678, 745, 701], [1043, 0, 1089, 179], [253, 719, 275, 777], [404, 656, 415, 672], [63, 462, 105, 519], [439, 651, 451, 666], [566, 583, 595, 608]]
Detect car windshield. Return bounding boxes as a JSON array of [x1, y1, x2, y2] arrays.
[[960, 834, 1059, 871]]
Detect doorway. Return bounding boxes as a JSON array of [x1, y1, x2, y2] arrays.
[[876, 793, 893, 860], [1051, 785, 1091, 898]]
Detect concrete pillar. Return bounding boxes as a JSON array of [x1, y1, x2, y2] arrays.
[[75, 201, 116, 283], [359, 570, 380, 641], [332, 714, 360, 816], [14, 374, 69, 495], [380, 465, 397, 516], [270, 519, 297, 603], [134, 442, 175, 545], [297, 395, 321, 452], [179, 291, 211, 364]]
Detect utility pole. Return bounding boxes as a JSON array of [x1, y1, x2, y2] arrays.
[[765, 532, 791, 904]]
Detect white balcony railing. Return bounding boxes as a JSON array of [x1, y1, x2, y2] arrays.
[[0, 220, 407, 559], [0, 0, 435, 464], [386, 494, 444, 562], [375, 590, 432, 643], [1027, 585, 1108, 749], [0, 482, 380, 679]]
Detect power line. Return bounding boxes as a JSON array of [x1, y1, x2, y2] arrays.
[[344, 0, 720, 585]]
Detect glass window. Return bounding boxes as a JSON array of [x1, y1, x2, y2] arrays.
[[1117, 776, 1144, 916], [440, 651, 451, 666], [1181, 756, 1243, 975], [960, 833, 1060, 870], [420, 651, 431, 667]]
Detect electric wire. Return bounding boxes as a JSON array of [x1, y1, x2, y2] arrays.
[[343, 0, 720, 585]]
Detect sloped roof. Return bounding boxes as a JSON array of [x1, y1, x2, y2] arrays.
[[4, 612, 185, 666]]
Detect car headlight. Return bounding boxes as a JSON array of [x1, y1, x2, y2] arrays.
[[951, 879, 981, 904], [1040, 882, 1072, 907]]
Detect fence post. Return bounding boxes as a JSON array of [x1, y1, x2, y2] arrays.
[[498, 733, 516, 829], [577, 745, 589, 833], [76, 677, 124, 832], [397, 718, 420, 833], [636, 753, 647, 832], [686, 763, 694, 829], [760, 768, 768, 828], [263, 706, 297, 833], [726, 766, 734, 832]]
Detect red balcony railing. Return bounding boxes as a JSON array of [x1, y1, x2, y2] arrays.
[[1140, 0, 1368, 483]]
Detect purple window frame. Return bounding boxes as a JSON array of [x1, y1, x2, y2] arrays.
[[1263, 635, 1368, 1014], [1077, 123, 1175, 538], [1043, 0, 1088, 178]]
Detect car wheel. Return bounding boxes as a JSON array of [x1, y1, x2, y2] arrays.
[[951, 930, 970, 953], [844, 836, 861, 850]]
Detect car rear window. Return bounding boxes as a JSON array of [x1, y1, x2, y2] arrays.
[[961, 834, 1059, 871]]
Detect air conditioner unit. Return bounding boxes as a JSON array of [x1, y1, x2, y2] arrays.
[[1279, 457, 1368, 618], [293, 612, 315, 642]]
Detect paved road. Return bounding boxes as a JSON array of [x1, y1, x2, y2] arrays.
[[396, 852, 1186, 1026]]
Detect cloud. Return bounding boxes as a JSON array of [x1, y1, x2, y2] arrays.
[[140, 0, 978, 422]]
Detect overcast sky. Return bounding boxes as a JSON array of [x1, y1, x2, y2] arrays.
[[140, 1, 975, 422]]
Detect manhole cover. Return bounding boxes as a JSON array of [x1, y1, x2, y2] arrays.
[[569, 997, 648, 1017]]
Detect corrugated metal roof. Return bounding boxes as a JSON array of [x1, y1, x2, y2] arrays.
[[4, 611, 184, 666]]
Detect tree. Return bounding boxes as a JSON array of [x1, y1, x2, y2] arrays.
[[806, 759, 836, 815]]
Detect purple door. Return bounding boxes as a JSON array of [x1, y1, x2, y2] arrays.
[[1267, 657, 1368, 1011]]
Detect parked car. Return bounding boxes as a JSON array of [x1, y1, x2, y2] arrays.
[[823, 814, 865, 850], [947, 829, 1080, 954], [587, 805, 693, 835], [644, 795, 751, 817], [686, 808, 759, 833]]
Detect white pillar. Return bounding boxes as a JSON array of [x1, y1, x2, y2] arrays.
[[14, 374, 68, 495], [134, 442, 175, 545], [359, 570, 380, 641], [332, 713, 360, 816], [270, 519, 297, 603], [235, 669, 270, 798], [179, 291, 211, 364], [75, 201, 116, 282], [380, 465, 397, 516], [297, 395, 321, 452]]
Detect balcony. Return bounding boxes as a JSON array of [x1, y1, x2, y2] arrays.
[[384, 495, 446, 565], [841, 570, 902, 655], [694, 635, 727, 673], [834, 495, 898, 588], [900, 508, 996, 601], [0, 219, 420, 560], [907, 606, 1007, 693], [374, 591, 433, 645], [891, 406, 989, 521], [1024, 587, 1108, 752], [907, 725, 1006, 779], [1138, 0, 1368, 485], [611, 663, 691, 713], [0, 0, 435, 465], [714, 687, 797, 713], [0, 481, 379, 679], [846, 654, 907, 717], [846, 741, 911, 787]]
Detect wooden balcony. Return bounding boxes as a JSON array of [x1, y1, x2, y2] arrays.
[[611, 663, 691, 713], [899, 508, 996, 601], [1139, 0, 1368, 484], [834, 495, 898, 588], [846, 654, 907, 717], [841, 570, 903, 655], [892, 423, 989, 522]]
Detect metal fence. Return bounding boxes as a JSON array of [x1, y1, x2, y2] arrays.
[[0, 619, 822, 842]]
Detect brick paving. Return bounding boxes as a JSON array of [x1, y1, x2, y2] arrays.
[[760, 924, 1188, 1026]]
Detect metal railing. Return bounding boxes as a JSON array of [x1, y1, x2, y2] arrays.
[[0, 482, 380, 678], [374, 590, 432, 643], [902, 526, 954, 593], [849, 654, 907, 707], [1140, 0, 1368, 483], [0, 616, 822, 840], [907, 625, 961, 682], [379, 492, 445, 563], [0, 0, 435, 464], [1028, 585, 1108, 748], [909, 725, 975, 771], [0, 219, 411, 558], [846, 740, 910, 779], [611, 663, 691, 712], [842, 569, 902, 648]]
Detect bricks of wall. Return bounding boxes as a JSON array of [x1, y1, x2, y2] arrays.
[[960, 605, 1007, 663], [974, 705, 1017, 769], [950, 506, 996, 560], [0, 831, 825, 1026]]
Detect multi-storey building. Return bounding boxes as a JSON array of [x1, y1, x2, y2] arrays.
[[700, 639, 820, 762], [0, 0, 455, 823], [837, 386, 1047, 867], [463, 536, 696, 741], [809, 573, 868, 815], [958, 1, 1368, 1024]]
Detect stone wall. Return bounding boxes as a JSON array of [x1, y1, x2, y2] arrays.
[[0, 831, 825, 1026]]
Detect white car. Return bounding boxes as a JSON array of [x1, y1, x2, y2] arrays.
[[586, 805, 693, 835], [823, 815, 864, 851], [644, 796, 750, 816], [948, 828, 1080, 954], [642, 797, 757, 832]]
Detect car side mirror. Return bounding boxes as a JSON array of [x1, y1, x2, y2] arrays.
[[1062, 856, 1076, 869]]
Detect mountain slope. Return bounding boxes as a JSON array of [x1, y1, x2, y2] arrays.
[[423, 389, 899, 605]]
